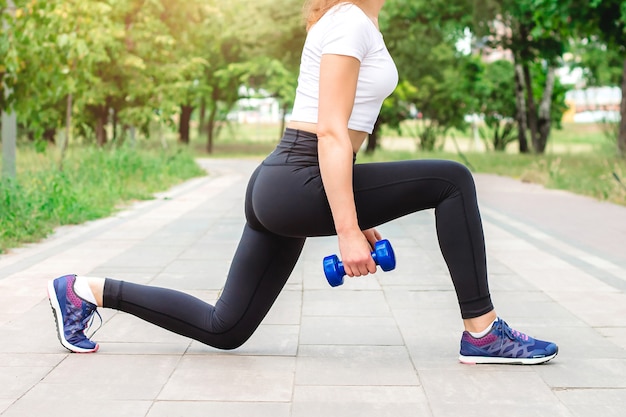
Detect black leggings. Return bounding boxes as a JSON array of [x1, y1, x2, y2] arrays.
[[103, 129, 493, 349]]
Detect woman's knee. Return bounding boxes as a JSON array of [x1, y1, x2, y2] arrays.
[[441, 160, 476, 192], [207, 333, 252, 350]]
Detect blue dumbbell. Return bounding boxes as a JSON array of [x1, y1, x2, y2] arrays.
[[323, 239, 396, 287]]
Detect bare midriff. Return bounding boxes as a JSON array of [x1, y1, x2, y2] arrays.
[[286, 121, 368, 154]]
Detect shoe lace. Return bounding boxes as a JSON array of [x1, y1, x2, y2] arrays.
[[498, 319, 529, 343], [84, 309, 103, 339]]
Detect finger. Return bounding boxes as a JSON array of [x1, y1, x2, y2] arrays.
[[346, 263, 367, 277], [344, 265, 354, 277], [358, 260, 375, 276], [345, 265, 360, 277]]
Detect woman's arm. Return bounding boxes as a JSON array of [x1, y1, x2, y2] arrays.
[[317, 53, 377, 277]]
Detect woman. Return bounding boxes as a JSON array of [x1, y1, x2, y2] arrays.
[[48, 0, 557, 364]]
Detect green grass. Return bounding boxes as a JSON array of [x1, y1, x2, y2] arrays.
[[550, 121, 617, 145], [0, 143, 205, 253]]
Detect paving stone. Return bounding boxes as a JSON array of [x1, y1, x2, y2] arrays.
[[0, 366, 55, 400], [1, 399, 153, 417], [419, 368, 574, 417], [26, 354, 181, 400], [595, 326, 626, 350], [295, 345, 418, 386], [299, 316, 404, 345], [158, 355, 295, 402], [0, 400, 13, 414], [302, 289, 392, 317], [292, 386, 432, 417], [554, 388, 626, 417], [535, 359, 626, 388], [147, 401, 291, 417]]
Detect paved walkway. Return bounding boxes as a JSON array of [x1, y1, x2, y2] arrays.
[[1, 158, 625, 417]]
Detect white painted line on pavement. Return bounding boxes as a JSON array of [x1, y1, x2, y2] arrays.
[[481, 206, 626, 284]]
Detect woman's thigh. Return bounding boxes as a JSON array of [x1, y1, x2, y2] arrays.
[[248, 159, 475, 238], [352, 159, 477, 229]]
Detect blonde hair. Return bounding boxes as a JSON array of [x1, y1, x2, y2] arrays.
[[303, 0, 360, 31]]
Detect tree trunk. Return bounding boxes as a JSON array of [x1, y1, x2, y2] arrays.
[[617, 59, 626, 157], [43, 128, 56, 144], [92, 105, 108, 147], [206, 104, 218, 154], [179, 104, 193, 144], [536, 66, 556, 154], [95, 115, 106, 146], [514, 64, 529, 153], [111, 107, 119, 143], [366, 116, 382, 154], [493, 122, 502, 151], [522, 63, 539, 153], [198, 98, 206, 138]]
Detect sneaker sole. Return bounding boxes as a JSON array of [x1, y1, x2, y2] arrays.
[[459, 351, 558, 365], [47, 280, 99, 354]]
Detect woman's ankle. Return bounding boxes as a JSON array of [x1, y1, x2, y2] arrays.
[[85, 277, 105, 307], [463, 310, 497, 333]]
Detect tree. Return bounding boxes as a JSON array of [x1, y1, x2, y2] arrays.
[[525, 0, 626, 155], [154, 0, 217, 145], [367, 80, 418, 154], [237, 57, 298, 139], [478, 59, 519, 151], [380, 0, 475, 151], [473, 0, 569, 154], [8, 0, 170, 149], [183, 0, 256, 153], [240, 0, 304, 139], [8, 0, 120, 161], [552, 0, 626, 156]]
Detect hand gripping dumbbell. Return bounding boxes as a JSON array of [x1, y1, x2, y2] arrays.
[[323, 239, 396, 287]]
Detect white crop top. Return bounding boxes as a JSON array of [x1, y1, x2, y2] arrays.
[[290, 3, 398, 134]]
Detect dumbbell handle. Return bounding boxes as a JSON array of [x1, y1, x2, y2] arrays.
[[323, 239, 396, 287]]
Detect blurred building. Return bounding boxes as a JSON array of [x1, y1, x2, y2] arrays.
[[563, 86, 621, 123]]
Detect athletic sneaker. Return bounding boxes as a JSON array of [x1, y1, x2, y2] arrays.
[[48, 274, 101, 353], [459, 318, 558, 365]]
